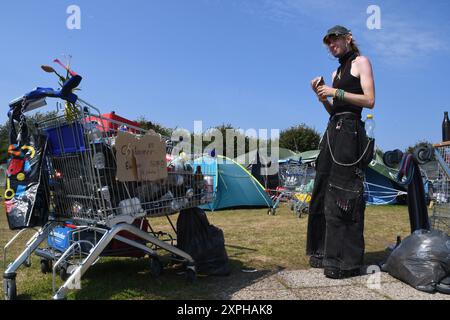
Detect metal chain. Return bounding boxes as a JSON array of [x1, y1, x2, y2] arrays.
[[17, 98, 27, 143], [326, 127, 373, 167]]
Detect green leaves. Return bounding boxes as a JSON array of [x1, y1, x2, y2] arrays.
[[279, 124, 320, 153]]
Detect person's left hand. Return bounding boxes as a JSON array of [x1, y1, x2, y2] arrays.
[[317, 85, 336, 99]]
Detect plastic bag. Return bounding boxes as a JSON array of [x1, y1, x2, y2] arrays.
[[382, 229, 450, 293], [177, 207, 230, 276]]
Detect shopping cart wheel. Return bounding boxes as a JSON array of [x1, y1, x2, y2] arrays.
[[4, 278, 17, 300], [302, 206, 309, 215], [149, 258, 163, 278], [40, 259, 52, 274], [267, 208, 276, 215]]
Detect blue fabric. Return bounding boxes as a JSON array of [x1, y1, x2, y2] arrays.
[[365, 167, 399, 205], [194, 156, 273, 211], [24, 75, 82, 104], [25, 87, 59, 100]]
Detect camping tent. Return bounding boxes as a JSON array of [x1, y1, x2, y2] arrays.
[[234, 147, 302, 189], [234, 147, 300, 165], [235, 149, 279, 189], [296, 149, 407, 205], [365, 149, 408, 204], [297, 150, 320, 164], [193, 155, 273, 211]]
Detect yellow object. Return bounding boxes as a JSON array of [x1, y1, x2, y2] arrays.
[[295, 193, 311, 204], [4, 178, 15, 200], [179, 152, 189, 161], [17, 173, 25, 181], [21, 145, 36, 159], [65, 102, 79, 122], [367, 114, 373, 119]]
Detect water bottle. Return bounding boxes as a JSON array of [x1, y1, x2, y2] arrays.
[[442, 112, 450, 142], [85, 122, 102, 142], [365, 114, 375, 139]]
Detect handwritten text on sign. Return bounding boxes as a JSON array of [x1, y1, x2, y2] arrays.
[[115, 131, 167, 182]]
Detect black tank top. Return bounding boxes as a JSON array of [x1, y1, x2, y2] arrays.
[[332, 50, 364, 117]]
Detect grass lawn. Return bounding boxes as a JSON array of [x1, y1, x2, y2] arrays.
[[0, 202, 410, 300]]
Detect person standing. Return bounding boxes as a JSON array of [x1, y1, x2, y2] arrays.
[[306, 25, 376, 279]]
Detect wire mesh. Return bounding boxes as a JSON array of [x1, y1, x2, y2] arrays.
[[430, 143, 450, 234], [36, 99, 214, 226]]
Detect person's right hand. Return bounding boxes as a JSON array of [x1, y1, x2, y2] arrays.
[[311, 77, 328, 102], [310, 77, 323, 94]]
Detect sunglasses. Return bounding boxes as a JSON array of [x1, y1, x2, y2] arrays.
[[324, 34, 347, 45]]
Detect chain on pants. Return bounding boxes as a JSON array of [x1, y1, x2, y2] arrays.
[[307, 114, 370, 271]]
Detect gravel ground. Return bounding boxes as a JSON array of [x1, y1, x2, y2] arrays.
[[229, 268, 450, 300]]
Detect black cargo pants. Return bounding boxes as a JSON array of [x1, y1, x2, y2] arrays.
[[306, 112, 372, 271]]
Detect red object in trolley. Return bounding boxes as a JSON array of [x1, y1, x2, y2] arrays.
[[86, 111, 141, 134]]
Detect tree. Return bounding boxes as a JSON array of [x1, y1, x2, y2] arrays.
[[135, 116, 172, 137], [279, 124, 321, 152], [200, 124, 249, 158], [0, 123, 9, 164]]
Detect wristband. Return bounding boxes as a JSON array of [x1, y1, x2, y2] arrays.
[[336, 89, 345, 101]]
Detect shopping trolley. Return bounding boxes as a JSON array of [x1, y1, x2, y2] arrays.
[[3, 80, 214, 300], [428, 142, 450, 235], [267, 160, 314, 218]]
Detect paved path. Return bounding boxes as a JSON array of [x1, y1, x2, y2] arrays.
[[229, 269, 450, 300]]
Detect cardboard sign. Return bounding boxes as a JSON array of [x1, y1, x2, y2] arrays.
[[115, 130, 167, 182], [134, 131, 168, 181], [115, 131, 138, 181]]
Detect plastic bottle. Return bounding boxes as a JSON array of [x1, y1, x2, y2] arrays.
[[365, 114, 375, 139], [442, 112, 450, 142], [85, 122, 102, 142]]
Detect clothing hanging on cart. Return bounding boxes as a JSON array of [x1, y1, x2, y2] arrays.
[[397, 153, 430, 232], [4, 108, 49, 230]]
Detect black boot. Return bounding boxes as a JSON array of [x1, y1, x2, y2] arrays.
[[324, 267, 361, 279], [324, 266, 340, 279], [309, 255, 324, 268], [339, 268, 361, 279]]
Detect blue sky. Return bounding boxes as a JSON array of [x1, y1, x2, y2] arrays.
[[1, 0, 449, 151]]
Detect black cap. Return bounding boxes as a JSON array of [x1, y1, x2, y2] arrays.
[[323, 25, 351, 43]]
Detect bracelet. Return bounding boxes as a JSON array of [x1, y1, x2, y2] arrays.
[[335, 89, 345, 101], [340, 89, 345, 101]]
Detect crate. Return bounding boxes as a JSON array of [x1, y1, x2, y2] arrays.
[[46, 122, 86, 156]]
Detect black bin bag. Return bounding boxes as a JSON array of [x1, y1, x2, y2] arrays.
[[382, 229, 450, 293], [4, 111, 49, 230], [177, 207, 230, 276]]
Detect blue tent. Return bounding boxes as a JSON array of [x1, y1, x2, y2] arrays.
[[296, 149, 407, 205], [193, 155, 273, 211], [363, 150, 408, 205], [364, 166, 403, 205]]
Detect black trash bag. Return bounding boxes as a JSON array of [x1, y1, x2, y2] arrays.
[[177, 207, 230, 276], [4, 111, 49, 230], [382, 229, 450, 293]]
